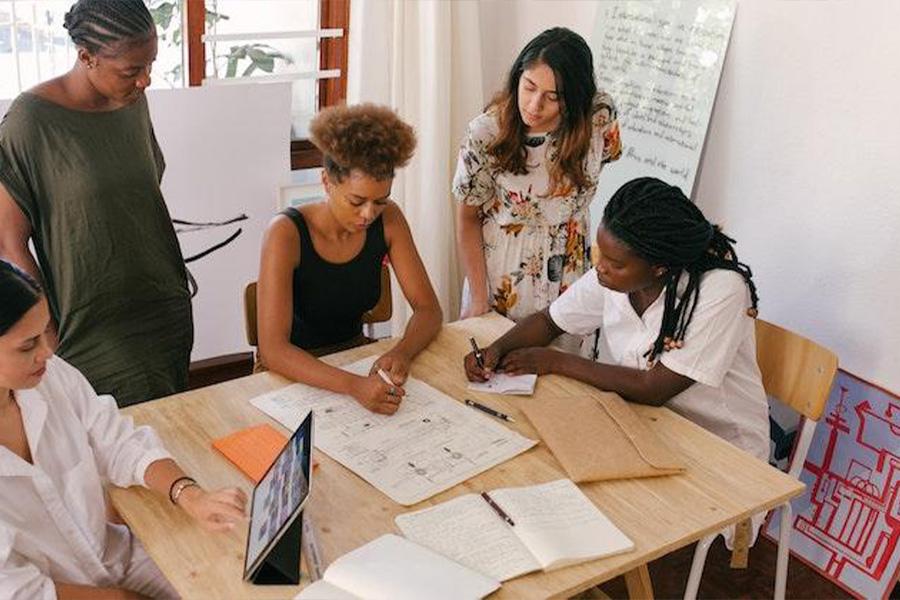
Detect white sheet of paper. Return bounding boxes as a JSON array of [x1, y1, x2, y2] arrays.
[[295, 534, 499, 600], [467, 373, 538, 396], [250, 357, 537, 505], [395, 494, 541, 581]]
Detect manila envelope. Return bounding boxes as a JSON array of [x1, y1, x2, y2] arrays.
[[520, 393, 685, 482]]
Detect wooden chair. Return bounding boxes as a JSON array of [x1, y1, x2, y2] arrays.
[[243, 263, 393, 353], [683, 319, 838, 600]]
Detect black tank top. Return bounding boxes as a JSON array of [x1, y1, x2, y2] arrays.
[[284, 208, 387, 350]]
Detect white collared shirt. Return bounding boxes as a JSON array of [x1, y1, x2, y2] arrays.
[[0, 356, 171, 599], [549, 268, 770, 462]]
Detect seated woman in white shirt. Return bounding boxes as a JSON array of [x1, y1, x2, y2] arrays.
[[464, 177, 769, 464], [0, 259, 247, 599]]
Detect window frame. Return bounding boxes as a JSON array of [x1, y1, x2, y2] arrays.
[[184, 0, 350, 170]]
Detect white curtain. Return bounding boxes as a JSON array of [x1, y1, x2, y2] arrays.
[[347, 0, 484, 332]]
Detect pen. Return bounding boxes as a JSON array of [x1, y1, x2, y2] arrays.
[[464, 398, 515, 423], [377, 368, 404, 396], [481, 491, 515, 527], [469, 337, 486, 369]]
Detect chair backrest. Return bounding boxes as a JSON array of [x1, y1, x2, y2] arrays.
[[755, 319, 838, 421], [244, 281, 258, 347], [243, 264, 393, 348], [362, 263, 393, 325]]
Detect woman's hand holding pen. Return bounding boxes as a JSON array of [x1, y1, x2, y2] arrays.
[[370, 349, 411, 386], [176, 486, 248, 532], [464, 343, 503, 382], [352, 372, 405, 415]]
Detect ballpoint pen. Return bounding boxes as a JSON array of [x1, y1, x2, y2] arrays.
[[481, 491, 515, 527], [469, 337, 486, 369], [464, 398, 515, 423]]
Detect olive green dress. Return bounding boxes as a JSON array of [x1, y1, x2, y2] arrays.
[[0, 92, 193, 406]]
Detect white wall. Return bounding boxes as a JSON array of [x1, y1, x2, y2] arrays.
[[478, 0, 900, 393], [148, 84, 292, 361]]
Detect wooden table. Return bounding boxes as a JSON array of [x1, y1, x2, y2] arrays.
[[110, 314, 804, 599]]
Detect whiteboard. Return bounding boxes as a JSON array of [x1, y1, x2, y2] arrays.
[[589, 0, 735, 230]]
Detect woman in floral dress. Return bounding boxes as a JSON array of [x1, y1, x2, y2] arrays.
[[454, 27, 621, 345]]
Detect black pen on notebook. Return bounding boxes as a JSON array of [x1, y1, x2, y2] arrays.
[[464, 399, 515, 423], [481, 491, 515, 527], [469, 337, 486, 370]]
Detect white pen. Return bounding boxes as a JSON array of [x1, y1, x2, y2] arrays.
[[377, 368, 405, 395]]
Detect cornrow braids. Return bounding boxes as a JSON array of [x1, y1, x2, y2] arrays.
[[602, 177, 759, 364], [63, 0, 154, 55]]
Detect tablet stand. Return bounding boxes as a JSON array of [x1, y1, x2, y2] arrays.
[[249, 511, 302, 585]]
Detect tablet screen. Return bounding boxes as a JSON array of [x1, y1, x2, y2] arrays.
[[244, 412, 313, 577]]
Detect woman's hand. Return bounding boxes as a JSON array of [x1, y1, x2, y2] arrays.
[[498, 347, 560, 376], [463, 344, 504, 382], [177, 486, 247, 532], [351, 373, 405, 415], [370, 350, 412, 386]]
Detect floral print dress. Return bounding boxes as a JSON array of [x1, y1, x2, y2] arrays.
[[453, 92, 622, 323]]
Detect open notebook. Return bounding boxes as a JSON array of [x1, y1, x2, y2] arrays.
[[395, 479, 633, 582], [295, 534, 499, 600]]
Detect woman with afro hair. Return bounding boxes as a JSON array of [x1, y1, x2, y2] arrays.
[[257, 104, 442, 416]]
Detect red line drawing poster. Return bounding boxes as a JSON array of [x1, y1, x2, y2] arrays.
[[765, 370, 900, 600]]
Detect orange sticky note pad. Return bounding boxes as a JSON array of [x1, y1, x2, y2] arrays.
[[212, 424, 288, 483]]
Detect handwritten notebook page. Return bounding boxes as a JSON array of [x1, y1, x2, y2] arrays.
[[395, 493, 541, 581], [212, 424, 287, 483], [493, 479, 634, 570], [396, 479, 633, 581]]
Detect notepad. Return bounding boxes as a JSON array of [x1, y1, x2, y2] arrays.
[[212, 424, 287, 483], [467, 373, 537, 396], [395, 479, 633, 582], [295, 534, 499, 600]]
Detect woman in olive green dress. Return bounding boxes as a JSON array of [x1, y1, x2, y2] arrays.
[[0, 0, 192, 406]]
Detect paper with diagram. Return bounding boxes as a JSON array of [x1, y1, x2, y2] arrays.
[[249, 357, 537, 505]]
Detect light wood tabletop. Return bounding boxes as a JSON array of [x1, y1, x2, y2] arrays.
[[110, 314, 804, 599]]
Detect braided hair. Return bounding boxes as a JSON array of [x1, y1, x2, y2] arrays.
[[602, 177, 759, 364], [63, 0, 155, 55]]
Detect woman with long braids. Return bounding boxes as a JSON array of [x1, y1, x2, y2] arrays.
[[454, 27, 621, 351], [0, 0, 192, 406], [464, 177, 769, 465]]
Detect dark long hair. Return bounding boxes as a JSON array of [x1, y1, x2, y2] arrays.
[[63, 0, 155, 54], [0, 260, 43, 336], [602, 178, 759, 363], [487, 27, 597, 194]]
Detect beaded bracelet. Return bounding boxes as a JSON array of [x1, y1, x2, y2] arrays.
[[168, 476, 198, 505]]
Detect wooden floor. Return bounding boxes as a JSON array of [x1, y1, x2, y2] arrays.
[[188, 356, 892, 600]]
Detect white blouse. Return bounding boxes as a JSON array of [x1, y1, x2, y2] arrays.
[[549, 268, 770, 462], [0, 356, 174, 599]]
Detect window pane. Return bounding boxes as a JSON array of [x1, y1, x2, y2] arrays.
[[204, 0, 322, 140], [149, 0, 186, 89], [0, 0, 184, 99], [0, 1, 73, 99]]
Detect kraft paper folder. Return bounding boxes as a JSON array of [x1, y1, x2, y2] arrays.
[[520, 393, 685, 482]]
